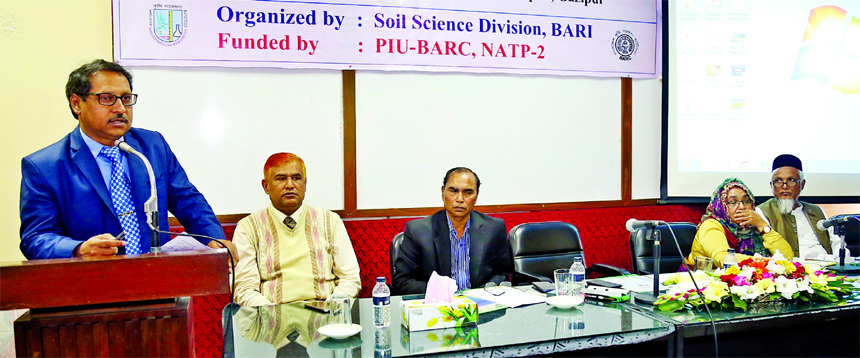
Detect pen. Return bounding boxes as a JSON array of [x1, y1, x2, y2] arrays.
[[115, 232, 126, 241]]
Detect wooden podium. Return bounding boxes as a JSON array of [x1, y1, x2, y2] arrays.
[[0, 250, 229, 357]]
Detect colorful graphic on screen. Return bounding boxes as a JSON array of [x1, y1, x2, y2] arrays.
[[791, 5, 860, 94]]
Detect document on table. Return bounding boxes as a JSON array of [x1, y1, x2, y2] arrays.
[[598, 275, 671, 293], [463, 287, 546, 308], [160, 233, 212, 252]]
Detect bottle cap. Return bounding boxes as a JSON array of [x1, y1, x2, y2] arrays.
[[727, 248, 736, 253], [376, 277, 386, 282]]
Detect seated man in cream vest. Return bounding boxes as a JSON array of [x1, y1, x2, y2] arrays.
[[233, 153, 361, 306], [755, 154, 847, 259]]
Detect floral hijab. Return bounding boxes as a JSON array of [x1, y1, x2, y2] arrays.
[[699, 178, 767, 256]]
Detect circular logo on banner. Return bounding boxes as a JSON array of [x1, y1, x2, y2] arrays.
[[611, 30, 638, 61], [149, 5, 187, 46]]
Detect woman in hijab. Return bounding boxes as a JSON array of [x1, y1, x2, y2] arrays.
[[684, 178, 794, 270]]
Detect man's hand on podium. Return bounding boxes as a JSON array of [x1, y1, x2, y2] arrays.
[[73, 233, 126, 259], [207, 239, 238, 272]]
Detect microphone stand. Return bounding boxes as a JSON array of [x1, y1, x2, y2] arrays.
[[634, 229, 662, 305], [826, 223, 860, 274], [116, 140, 160, 253]]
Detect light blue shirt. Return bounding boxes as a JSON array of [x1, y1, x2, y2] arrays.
[[446, 214, 471, 291], [79, 127, 130, 187]]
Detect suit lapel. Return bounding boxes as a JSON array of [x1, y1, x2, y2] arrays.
[[70, 127, 114, 212], [433, 212, 452, 277], [468, 212, 487, 285]]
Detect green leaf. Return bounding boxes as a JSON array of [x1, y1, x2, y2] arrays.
[[731, 295, 748, 310], [655, 300, 685, 312]]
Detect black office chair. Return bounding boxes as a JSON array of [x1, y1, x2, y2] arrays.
[[629, 222, 698, 275], [389, 232, 405, 295], [508, 221, 629, 285]]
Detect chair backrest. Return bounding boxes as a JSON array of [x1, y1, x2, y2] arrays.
[[838, 214, 860, 255], [389, 232, 404, 295], [629, 222, 698, 275], [508, 222, 585, 285]]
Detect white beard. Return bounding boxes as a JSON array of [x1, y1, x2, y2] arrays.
[[776, 198, 797, 214]]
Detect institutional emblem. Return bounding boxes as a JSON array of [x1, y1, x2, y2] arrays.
[[611, 30, 638, 61], [149, 5, 187, 46]]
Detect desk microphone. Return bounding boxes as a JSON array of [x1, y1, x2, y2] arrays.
[[816, 215, 857, 231], [625, 218, 661, 232], [116, 139, 160, 253]]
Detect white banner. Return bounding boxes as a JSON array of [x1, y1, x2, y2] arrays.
[[114, 0, 661, 78]]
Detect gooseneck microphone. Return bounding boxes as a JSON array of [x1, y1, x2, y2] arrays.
[[817, 215, 857, 231], [116, 139, 161, 253], [625, 218, 661, 232]]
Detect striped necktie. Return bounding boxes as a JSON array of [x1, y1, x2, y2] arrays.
[[284, 216, 297, 229], [99, 146, 142, 254]]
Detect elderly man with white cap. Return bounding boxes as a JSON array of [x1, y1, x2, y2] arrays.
[[754, 154, 847, 259]]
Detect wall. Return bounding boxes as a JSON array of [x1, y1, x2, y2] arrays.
[[0, 0, 113, 262]]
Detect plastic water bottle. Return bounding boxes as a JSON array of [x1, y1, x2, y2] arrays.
[[570, 256, 586, 295], [372, 277, 391, 328], [724, 248, 739, 269]]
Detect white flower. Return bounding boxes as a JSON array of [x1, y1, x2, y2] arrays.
[[738, 265, 756, 279], [766, 260, 787, 275], [730, 284, 761, 301], [667, 281, 697, 297], [796, 277, 814, 294], [774, 276, 799, 300], [770, 251, 786, 262]]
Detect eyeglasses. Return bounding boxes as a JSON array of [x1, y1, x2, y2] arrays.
[[484, 281, 511, 296], [771, 178, 801, 188], [726, 199, 754, 208], [85, 93, 138, 106]]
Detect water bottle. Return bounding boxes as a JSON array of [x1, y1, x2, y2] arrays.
[[724, 248, 739, 269], [372, 277, 391, 328], [570, 256, 586, 295]]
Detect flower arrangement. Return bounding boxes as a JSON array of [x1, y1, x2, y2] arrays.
[[654, 252, 856, 312]]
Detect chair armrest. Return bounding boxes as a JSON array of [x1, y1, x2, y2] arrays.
[[586, 263, 631, 278]]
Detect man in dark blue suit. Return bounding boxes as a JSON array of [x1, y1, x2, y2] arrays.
[[19, 59, 234, 260], [393, 167, 512, 295]]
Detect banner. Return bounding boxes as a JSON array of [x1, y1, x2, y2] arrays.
[[114, 0, 661, 78]]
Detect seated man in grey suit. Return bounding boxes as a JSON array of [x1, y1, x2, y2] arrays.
[[393, 167, 512, 295]]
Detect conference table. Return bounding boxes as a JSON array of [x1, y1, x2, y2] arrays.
[[223, 280, 860, 358], [623, 281, 860, 357], [222, 294, 675, 357]]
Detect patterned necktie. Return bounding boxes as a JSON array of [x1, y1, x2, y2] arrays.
[[283, 216, 297, 229], [99, 146, 142, 254]]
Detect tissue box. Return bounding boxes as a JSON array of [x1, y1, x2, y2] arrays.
[[400, 325, 479, 353], [400, 297, 478, 332]]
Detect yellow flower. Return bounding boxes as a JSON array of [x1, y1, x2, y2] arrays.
[[809, 272, 829, 286], [781, 261, 796, 274], [725, 266, 741, 275], [703, 281, 729, 302], [754, 278, 776, 294]]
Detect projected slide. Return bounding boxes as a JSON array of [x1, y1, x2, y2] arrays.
[[673, 0, 859, 175]]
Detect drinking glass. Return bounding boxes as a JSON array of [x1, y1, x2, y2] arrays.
[[328, 293, 352, 330], [554, 269, 572, 296], [695, 256, 714, 273]]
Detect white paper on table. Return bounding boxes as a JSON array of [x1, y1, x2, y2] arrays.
[[599, 275, 671, 293], [160, 233, 212, 252], [463, 287, 546, 308], [820, 254, 854, 264]]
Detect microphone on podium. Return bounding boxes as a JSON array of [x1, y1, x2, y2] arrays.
[[625, 218, 662, 232], [816, 215, 857, 231], [116, 139, 161, 253]]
